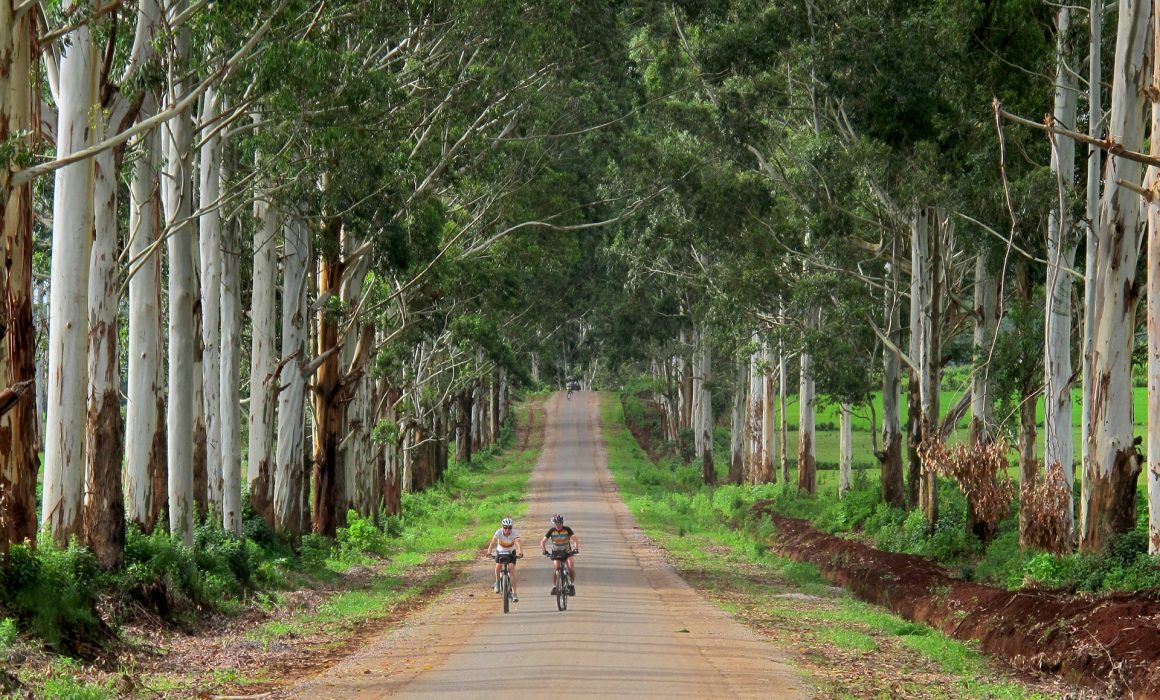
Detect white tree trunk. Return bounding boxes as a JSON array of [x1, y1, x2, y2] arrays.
[[778, 320, 789, 484], [219, 154, 242, 534], [1081, 0, 1103, 500], [346, 326, 376, 516], [1080, 0, 1151, 553], [1146, 3, 1160, 553], [972, 254, 998, 445], [247, 192, 279, 520], [401, 428, 415, 494], [43, 11, 97, 542], [274, 213, 310, 534], [498, 369, 509, 429], [748, 339, 764, 483], [699, 336, 715, 484], [680, 329, 693, 433], [797, 311, 817, 495], [126, 92, 165, 532], [164, 0, 196, 545], [489, 379, 498, 445], [692, 327, 705, 458], [839, 403, 853, 497], [198, 87, 223, 515], [729, 359, 746, 484], [761, 343, 776, 484], [881, 254, 904, 508], [85, 120, 125, 566], [1044, 5, 1080, 541]]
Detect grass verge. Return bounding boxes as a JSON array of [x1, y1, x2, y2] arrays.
[[600, 393, 1070, 700]]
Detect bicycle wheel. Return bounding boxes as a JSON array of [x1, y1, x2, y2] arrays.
[[502, 571, 510, 614], [557, 571, 568, 611]]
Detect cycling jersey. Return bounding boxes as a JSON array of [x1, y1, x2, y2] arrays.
[[493, 528, 520, 554], [544, 525, 575, 551]]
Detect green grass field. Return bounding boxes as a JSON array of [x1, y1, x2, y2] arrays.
[[787, 386, 1148, 486]]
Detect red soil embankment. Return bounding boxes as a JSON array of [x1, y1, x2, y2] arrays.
[[760, 506, 1160, 697]]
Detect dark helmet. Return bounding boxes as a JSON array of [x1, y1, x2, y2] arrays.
[[551, 514, 564, 525]]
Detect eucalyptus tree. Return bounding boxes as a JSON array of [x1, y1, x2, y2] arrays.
[[1080, 0, 1151, 554], [42, 0, 98, 544], [125, 93, 167, 534], [161, 0, 198, 545], [0, 0, 40, 553], [1148, 4, 1160, 552], [198, 87, 225, 517], [85, 0, 165, 567]]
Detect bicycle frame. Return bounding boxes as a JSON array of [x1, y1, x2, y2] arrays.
[[496, 554, 517, 613], [548, 551, 575, 611]]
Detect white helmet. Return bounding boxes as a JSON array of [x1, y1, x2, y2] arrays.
[[501, 517, 514, 527]]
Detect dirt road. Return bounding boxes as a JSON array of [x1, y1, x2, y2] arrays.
[[282, 392, 807, 698]]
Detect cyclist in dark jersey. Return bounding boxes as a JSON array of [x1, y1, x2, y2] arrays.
[[540, 514, 579, 595]]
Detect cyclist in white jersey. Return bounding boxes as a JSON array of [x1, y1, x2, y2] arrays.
[[486, 517, 524, 601]]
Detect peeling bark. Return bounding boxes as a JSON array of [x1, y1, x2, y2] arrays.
[[85, 140, 125, 569], [1080, 0, 1151, 554], [0, 0, 41, 553], [247, 189, 278, 526], [312, 212, 343, 537]]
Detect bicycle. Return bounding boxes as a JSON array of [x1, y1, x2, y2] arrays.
[[544, 550, 577, 611], [495, 552, 522, 613]]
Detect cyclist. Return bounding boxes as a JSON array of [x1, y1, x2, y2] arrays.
[[486, 517, 523, 602], [540, 514, 579, 595]]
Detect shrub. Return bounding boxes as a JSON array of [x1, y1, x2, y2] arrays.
[[834, 487, 881, 530], [0, 541, 107, 653], [298, 534, 332, 571], [337, 511, 390, 559], [195, 521, 254, 590], [122, 527, 202, 618], [0, 617, 16, 649]]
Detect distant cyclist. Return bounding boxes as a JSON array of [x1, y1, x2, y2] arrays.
[[486, 517, 524, 602], [540, 514, 579, 595]]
